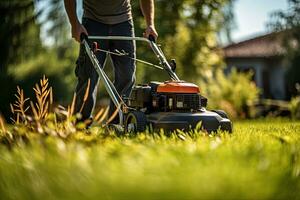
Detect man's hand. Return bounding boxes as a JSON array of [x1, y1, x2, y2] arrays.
[[143, 25, 158, 40], [140, 0, 158, 40], [64, 0, 88, 43], [72, 22, 88, 43]]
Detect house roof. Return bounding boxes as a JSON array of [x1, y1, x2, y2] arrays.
[[223, 32, 285, 59]]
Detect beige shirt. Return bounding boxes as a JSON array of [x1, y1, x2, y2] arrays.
[[83, 0, 132, 24]]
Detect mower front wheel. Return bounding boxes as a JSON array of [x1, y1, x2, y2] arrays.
[[125, 111, 147, 133]]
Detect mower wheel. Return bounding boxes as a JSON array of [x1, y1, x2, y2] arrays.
[[212, 110, 229, 119], [125, 111, 147, 133]]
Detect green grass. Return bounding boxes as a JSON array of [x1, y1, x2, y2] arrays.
[[0, 119, 300, 200]]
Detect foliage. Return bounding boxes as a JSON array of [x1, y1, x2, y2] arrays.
[[269, 0, 300, 96], [131, 0, 233, 83], [200, 69, 259, 118], [0, 117, 300, 199], [218, 0, 236, 44], [0, 0, 41, 70]]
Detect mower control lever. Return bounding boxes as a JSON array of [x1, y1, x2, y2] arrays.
[[170, 59, 176, 72]]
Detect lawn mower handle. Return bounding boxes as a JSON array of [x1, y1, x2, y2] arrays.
[[87, 35, 180, 81]]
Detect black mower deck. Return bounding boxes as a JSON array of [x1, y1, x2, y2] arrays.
[[147, 110, 232, 133]]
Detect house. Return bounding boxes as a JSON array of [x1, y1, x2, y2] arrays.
[[223, 32, 289, 100]]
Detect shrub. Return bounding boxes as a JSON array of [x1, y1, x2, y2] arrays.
[[199, 69, 259, 119], [289, 96, 300, 119]]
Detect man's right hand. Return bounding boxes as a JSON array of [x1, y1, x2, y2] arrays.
[[72, 22, 88, 42]]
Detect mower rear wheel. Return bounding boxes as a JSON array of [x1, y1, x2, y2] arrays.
[[212, 110, 229, 119], [125, 111, 147, 133]]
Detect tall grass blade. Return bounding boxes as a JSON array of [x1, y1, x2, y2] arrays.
[[0, 114, 7, 132], [70, 93, 76, 117], [97, 106, 109, 124], [79, 79, 91, 113], [105, 106, 120, 125], [94, 107, 105, 122]]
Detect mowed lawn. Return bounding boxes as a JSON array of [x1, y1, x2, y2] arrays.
[[0, 119, 300, 200]]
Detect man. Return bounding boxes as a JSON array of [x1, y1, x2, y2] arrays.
[[64, 0, 158, 125]]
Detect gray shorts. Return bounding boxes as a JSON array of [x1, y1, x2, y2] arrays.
[[74, 18, 136, 122]]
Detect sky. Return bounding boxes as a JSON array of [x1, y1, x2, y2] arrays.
[[231, 0, 289, 42]]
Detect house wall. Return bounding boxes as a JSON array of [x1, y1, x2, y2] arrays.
[[225, 57, 287, 100], [267, 59, 286, 100]]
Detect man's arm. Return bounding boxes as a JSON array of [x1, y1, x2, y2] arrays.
[[64, 0, 88, 42], [140, 0, 158, 39]]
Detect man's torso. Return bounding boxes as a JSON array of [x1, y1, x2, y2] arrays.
[[83, 0, 132, 24]]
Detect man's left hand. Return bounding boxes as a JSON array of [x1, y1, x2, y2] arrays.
[[143, 25, 158, 40]]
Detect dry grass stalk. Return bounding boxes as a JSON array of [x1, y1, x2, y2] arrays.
[[67, 105, 71, 120], [68, 93, 76, 118], [97, 106, 109, 124], [30, 101, 39, 120], [10, 86, 30, 124], [94, 107, 105, 122], [31, 75, 53, 121], [16, 113, 20, 124], [79, 79, 91, 113], [105, 106, 121, 125], [49, 87, 53, 110], [7, 75, 101, 138], [0, 114, 7, 132]]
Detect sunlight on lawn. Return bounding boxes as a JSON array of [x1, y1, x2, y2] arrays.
[[0, 119, 299, 199]]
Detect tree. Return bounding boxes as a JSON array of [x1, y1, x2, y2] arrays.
[[218, 0, 236, 44], [269, 0, 300, 96]]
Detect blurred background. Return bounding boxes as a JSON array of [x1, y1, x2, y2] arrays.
[[0, 0, 300, 121]]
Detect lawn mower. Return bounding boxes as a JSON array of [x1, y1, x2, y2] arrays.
[[80, 34, 232, 133]]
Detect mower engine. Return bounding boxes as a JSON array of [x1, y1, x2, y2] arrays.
[[126, 80, 232, 133], [128, 81, 207, 112]]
